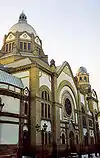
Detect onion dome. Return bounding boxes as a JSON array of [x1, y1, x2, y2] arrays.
[[9, 12, 37, 36]]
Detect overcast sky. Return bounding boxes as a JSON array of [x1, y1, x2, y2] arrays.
[[0, 0, 100, 100]]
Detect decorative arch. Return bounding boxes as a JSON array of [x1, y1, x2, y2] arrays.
[[60, 129, 66, 144], [57, 80, 78, 109]]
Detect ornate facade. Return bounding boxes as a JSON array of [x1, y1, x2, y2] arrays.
[[0, 12, 99, 157]]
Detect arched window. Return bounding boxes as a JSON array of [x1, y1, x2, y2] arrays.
[[41, 90, 50, 118], [84, 76, 87, 81], [62, 133, 65, 144], [80, 76, 82, 81]]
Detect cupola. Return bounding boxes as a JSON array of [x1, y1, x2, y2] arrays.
[[76, 66, 90, 91]]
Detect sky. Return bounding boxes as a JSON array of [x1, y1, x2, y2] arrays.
[[0, 0, 100, 100]]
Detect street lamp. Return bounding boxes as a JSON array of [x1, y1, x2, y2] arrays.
[[0, 97, 4, 112]]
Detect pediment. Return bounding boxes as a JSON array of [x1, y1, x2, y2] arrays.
[[35, 36, 41, 46], [6, 33, 15, 42], [20, 33, 31, 40], [57, 61, 73, 77]]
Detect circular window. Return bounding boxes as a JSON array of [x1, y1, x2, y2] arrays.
[[65, 98, 72, 116]]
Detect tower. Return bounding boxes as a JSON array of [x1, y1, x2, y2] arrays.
[[76, 66, 90, 93]]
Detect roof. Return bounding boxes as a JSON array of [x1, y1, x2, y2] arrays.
[[9, 12, 37, 36], [77, 66, 88, 74], [0, 70, 24, 89]]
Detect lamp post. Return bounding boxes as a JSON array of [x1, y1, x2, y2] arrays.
[[0, 97, 4, 112], [35, 123, 48, 158]]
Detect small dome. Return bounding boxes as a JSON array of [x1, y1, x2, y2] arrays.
[[9, 12, 37, 36], [77, 66, 88, 74]]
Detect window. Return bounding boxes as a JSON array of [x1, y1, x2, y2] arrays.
[[41, 91, 51, 119], [84, 76, 87, 81], [45, 132, 47, 144], [9, 43, 11, 52], [41, 103, 44, 117], [65, 98, 72, 116], [62, 133, 65, 144], [90, 137, 94, 144], [48, 94, 50, 101], [28, 43, 30, 50], [6, 44, 8, 52], [45, 91, 47, 100], [45, 104, 47, 117], [24, 42, 27, 50], [83, 115, 86, 127], [89, 119, 93, 127], [20, 42, 23, 50], [12, 42, 15, 50], [48, 133, 51, 144], [25, 102, 28, 115], [48, 104, 50, 118], [42, 91, 44, 99], [76, 135, 78, 144], [41, 131, 44, 144], [80, 77, 82, 81]]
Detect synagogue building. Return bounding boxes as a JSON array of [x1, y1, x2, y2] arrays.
[[0, 12, 99, 157]]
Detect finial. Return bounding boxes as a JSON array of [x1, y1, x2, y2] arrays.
[[50, 59, 55, 67]]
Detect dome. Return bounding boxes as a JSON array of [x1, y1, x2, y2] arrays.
[[9, 12, 37, 36], [77, 66, 88, 74]]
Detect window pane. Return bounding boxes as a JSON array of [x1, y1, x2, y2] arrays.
[[24, 42, 27, 50], [20, 42, 23, 50], [41, 103, 44, 117], [28, 43, 31, 50], [45, 104, 47, 117], [48, 104, 50, 118]]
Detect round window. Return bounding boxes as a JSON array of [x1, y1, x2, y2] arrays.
[[65, 98, 72, 116]]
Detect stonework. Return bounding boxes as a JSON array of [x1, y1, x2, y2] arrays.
[[0, 12, 99, 157]]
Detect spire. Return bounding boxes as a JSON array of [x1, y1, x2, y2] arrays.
[[18, 11, 27, 23]]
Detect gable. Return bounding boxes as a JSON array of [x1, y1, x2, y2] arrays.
[[63, 65, 72, 77], [6, 33, 15, 42], [35, 36, 41, 46], [57, 62, 77, 97], [19, 33, 31, 40]]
